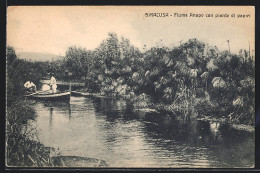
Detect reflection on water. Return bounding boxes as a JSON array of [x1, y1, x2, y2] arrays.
[[29, 96, 254, 168], [209, 122, 222, 141]]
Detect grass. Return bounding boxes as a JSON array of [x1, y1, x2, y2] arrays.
[[6, 99, 54, 167]]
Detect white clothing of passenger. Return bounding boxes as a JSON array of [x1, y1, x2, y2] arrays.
[[24, 81, 36, 92], [52, 84, 57, 93], [50, 76, 57, 93], [31, 82, 36, 88], [42, 84, 51, 91], [24, 81, 36, 88], [50, 76, 56, 85], [24, 81, 32, 88]]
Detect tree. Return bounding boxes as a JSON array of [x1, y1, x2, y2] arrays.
[[64, 46, 92, 80], [7, 46, 42, 105]]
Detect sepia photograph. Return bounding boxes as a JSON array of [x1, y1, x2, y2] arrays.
[[6, 6, 255, 168]]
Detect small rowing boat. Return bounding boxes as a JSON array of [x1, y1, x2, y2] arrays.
[[25, 91, 71, 101]]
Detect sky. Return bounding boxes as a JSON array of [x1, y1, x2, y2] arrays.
[[7, 6, 255, 57]]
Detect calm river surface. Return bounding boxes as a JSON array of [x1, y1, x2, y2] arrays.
[[28, 96, 254, 168]]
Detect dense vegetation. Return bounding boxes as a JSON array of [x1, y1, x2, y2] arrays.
[[6, 32, 255, 165], [7, 33, 255, 124], [38, 33, 253, 125]]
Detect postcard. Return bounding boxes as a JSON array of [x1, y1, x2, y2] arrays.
[[6, 6, 255, 168]]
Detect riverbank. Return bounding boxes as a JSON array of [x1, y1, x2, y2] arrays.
[[7, 137, 109, 167], [196, 116, 254, 133], [155, 101, 255, 132], [154, 103, 254, 133], [71, 89, 254, 133], [154, 101, 254, 133]]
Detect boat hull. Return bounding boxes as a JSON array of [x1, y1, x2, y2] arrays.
[[26, 91, 71, 102]]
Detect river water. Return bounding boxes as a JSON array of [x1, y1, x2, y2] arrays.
[[28, 96, 254, 168]]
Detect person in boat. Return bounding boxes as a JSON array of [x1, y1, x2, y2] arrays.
[[24, 81, 36, 93], [41, 83, 51, 91], [50, 74, 57, 93]]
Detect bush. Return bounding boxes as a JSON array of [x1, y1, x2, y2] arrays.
[[6, 100, 36, 166]]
